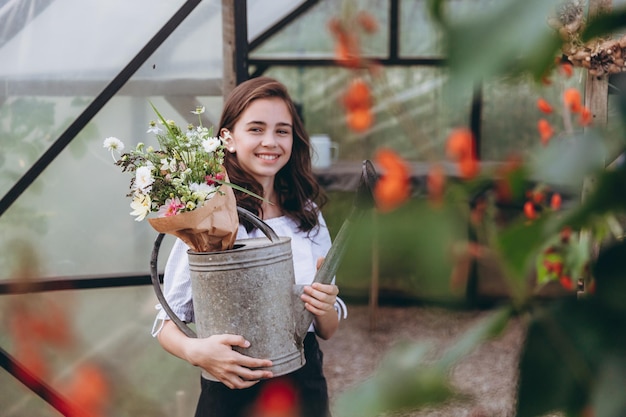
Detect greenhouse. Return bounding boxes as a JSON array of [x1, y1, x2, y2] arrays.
[[2, 0, 626, 416]]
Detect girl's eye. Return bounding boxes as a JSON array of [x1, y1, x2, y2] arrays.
[[277, 129, 291, 135]]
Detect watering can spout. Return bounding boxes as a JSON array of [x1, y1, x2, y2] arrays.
[[293, 160, 377, 339]]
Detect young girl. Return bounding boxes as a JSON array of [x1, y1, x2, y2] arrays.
[[153, 76, 340, 417]]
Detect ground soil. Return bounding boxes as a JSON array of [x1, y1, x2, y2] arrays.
[[319, 303, 527, 417]]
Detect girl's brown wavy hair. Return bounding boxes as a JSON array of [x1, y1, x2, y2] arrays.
[[220, 76, 327, 233]]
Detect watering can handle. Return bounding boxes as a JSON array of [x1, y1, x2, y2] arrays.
[[150, 206, 280, 339]]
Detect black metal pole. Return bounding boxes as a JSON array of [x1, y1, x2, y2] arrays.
[[0, 346, 74, 415]]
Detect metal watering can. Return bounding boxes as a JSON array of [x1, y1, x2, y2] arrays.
[[150, 160, 377, 380]]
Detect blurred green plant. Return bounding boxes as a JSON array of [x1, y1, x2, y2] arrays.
[[334, 1, 626, 416]]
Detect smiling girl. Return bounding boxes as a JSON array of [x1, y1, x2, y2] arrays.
[[153, 77, 341, 417]]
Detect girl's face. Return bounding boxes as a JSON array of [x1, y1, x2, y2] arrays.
[[226, 97, 293, 187]]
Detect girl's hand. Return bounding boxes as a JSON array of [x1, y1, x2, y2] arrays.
[[301, 282, 339, 318], [300, 257, 340, 340], [159, 321, 273, 389], [186, 334, 274, 389]]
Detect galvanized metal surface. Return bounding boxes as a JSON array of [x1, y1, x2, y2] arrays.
[[188, 236, 305, 380]]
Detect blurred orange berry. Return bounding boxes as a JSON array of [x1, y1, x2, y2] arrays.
[[537, 98, 553, 114], [579, 106, 593, 126], [427, 163, 446, 205], [255, 378, 299, 415], [374, 148, 411, 212], [357, 10, 378, 33], [343, 78, 371, 110], [327, 18, 342, 36], [346, 108, 373, 132], [459, 157, 479, 179], [563, 88, 583, 113], [494, 154, 523, 203], [343, 78, 373, 132], [329, 18, 361, 68], [551, 193, 562, 210], [446, 128, 474, 160], [538, 119, 554, 146], [559, 275, 574, 290], [559, 63, 574, 78], [523, 201, 537, 219], [64, 364, 109, 417], [334, 36, 361, 68], [445, 128, 479, 179], [532, 191, 545, 204]]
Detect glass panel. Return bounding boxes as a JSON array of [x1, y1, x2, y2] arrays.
[[0, 286, 199, 417], [0, 0, 196, 198], [399, 0, 443, 56], [261, 66, 472, 162], [480, 71, 585, 161], [247, 0, 305, 41], [250, 0, 389, 59], [0, 0, 224, 279]]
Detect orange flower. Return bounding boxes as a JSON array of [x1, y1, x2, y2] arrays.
[[559, 63, 574, 78], [343, 78, 371, 110], [538, 119, 554, 146], [559, 275, 574, 290], [537, 98, 553, 114], [494, 154, 523, 203], [328, 18, 361, 68], [357, 10, 378, 33], [551, 193, 562, 210], [459, 157, 479, 179], [445, 128, 479, 179], [563, 88, 583, 113], [579, 106, 593, 126], [373, 148, 411, 212], [446, 128, 474, 160], [532, 190, 545, 204], [346, 108, 373, 132], [523, 201, 537, 219], [63, 364, 110, 417], [426, 163, 446, 205], [254, 378, 299, 416], [343, 78, 374, 132]]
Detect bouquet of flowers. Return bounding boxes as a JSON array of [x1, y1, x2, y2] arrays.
[[103, 104, 240, 252]]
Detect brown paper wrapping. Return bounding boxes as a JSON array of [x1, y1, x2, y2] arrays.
[[148, 183, 239, 253]]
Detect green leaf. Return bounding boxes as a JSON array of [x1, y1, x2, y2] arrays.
[[592, 355, 626, 417], [530, 130, 608, 190], [214, 179, 270, 204], [332, 342, 455, 417], [560, 165, 626, 231], [517, 298, 626, 417], [342, 199, 469, 301], [425, 0, 446, 27], [495, 215, 552, 299], [438, 306, 512, 368], [591, 240, 626, 313], [582, 7, 626, 41], [535, 251, 562, 285], [438, 0, 563, 89]]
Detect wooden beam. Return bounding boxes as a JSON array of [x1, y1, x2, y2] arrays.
[[222, 0, 237, 98], [584, 0, 612, 127]]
